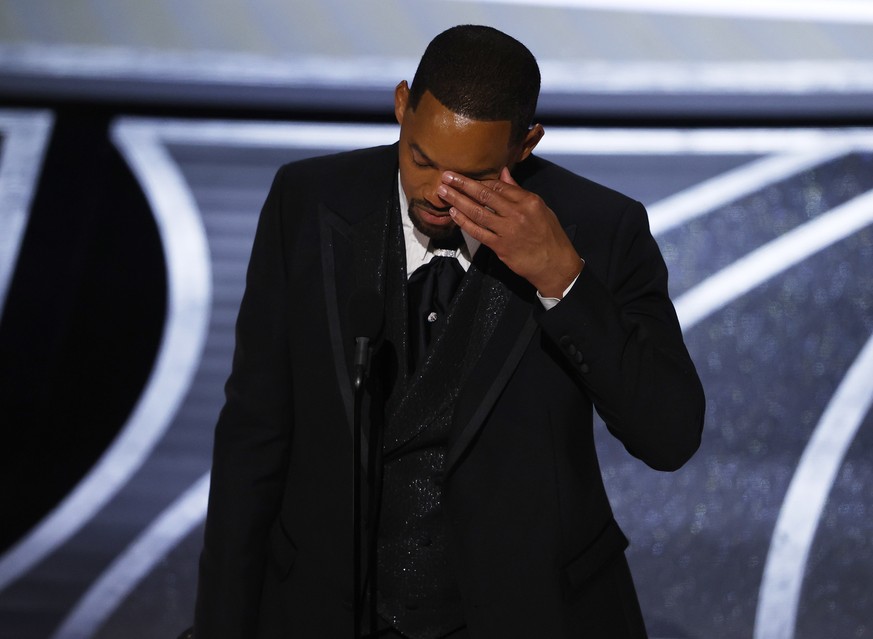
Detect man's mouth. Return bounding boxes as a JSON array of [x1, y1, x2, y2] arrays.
[[416, 203, 452, 221]]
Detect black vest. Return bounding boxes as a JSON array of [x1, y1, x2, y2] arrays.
[[375, 200, 509, 639]]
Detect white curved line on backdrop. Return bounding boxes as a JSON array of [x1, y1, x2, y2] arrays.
[[0, 119, 212, 592], [646, 149, 848, 236], [674, 188, 873, 637], [0, 110, 53, 319], [541, 131, 855, 237], [52, 472, 211, 639], [675, 187, 873, 330], [537, 129, 873, 156], [754, 333, 873, 639], [149, 119, 399, 150]]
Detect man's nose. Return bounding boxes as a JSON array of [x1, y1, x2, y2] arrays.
[[426, 179, 448, 210]]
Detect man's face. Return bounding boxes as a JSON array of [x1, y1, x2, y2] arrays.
[[394, 83, 522, 241]]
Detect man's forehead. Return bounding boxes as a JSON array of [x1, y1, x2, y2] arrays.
[[412, 91, 513, 134], [404, 95, 514, 176]]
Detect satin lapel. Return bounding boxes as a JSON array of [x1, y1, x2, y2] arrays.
[[443, 278, 537, 477], [444, 223, 578, 477], [320, 203, 391, 437]]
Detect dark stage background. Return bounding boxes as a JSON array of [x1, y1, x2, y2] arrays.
[[1, 2, 872, 638]]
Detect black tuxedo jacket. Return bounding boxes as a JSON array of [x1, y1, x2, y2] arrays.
[[194, 144, 705, 638]]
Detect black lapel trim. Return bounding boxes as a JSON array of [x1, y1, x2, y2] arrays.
[[320, 197, 395, 447], [443, 223, 578, 476], [320, 205, 355, 432], [443, 309, 537, 477]]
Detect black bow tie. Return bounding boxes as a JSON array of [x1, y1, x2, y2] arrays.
[[407, 237, 465, 370]]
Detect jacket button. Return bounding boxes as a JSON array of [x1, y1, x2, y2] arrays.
[[567, 343, 577, 356], [574, 351, 584, 364], [579, 363, 590, 374], [559, 335, 571, 348]]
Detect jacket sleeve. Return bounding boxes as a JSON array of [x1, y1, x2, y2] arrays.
[[537, 198, 705, 471], [194, 166, 295, 637]]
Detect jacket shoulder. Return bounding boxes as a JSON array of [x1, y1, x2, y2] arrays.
[[278, 144, 396, 186], [516, 155, 638, 210], [267, 144, 397, 216]]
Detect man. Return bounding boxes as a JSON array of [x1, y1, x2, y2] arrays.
[[194, 25, 705, 639]]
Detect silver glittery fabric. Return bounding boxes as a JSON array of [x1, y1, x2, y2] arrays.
[[377, 249, 510, 638]]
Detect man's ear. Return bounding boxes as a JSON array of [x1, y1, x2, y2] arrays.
[[516, 124, 544, 163], [394, 81, 410, 125]]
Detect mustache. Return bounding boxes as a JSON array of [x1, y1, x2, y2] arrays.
[[411, 199, 451, 215]]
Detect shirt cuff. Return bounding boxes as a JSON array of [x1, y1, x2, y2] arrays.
[[536, 271, 581, 310]]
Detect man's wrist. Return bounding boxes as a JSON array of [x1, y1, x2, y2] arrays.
[[537, 258, 585, 309], [536, 257, 584, 300]]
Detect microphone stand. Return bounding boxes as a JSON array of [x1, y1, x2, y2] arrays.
[[349, 288, 384, 639], [353, 336, 383, 638], [366, 377, 382, 639], [353, 339, 367, 639]]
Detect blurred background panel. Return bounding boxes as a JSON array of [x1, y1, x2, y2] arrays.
[[2, 0, 873, 116]]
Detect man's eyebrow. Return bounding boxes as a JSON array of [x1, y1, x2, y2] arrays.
[[410, 143, 498, 180], [464, 167, 499, 180], [410, 143, 434, 165]]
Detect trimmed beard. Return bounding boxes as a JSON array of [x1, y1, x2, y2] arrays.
[[407, 200, 462, 244]]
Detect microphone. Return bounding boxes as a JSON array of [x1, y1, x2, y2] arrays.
[[348, 288, 384, 391]]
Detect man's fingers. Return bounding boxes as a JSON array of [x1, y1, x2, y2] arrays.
[[441, 170, 520, 205], [437, 184, 501, 230], [449, 206, 496, 244], [499, 166, 519, 187]]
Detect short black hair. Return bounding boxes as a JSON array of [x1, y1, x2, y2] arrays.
[[408, 25, 541, 144]]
